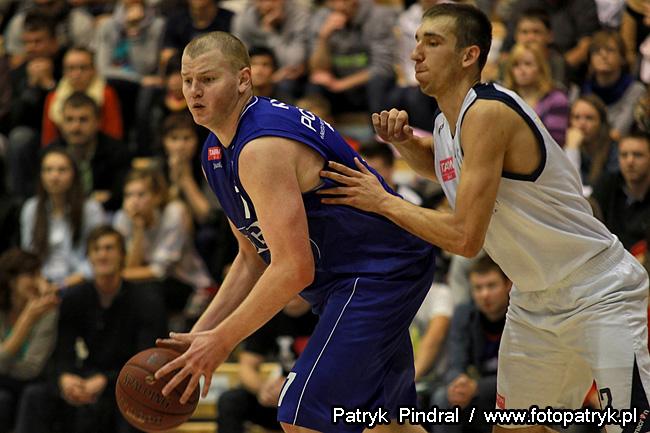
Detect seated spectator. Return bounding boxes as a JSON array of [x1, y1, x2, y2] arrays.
[[503, 43, 569, 146], [233, 0, 311, 99], [42, 46, 124, 146], [7, 12, 63, 199], [581, 30, 646, 138], [0, 54, 10, 138], [45, 92, 131, 211], [20, 148, 106, 288], [95, 0, 166, 143], [390, 0, 440, 131], [217, 295, 317, 433], [620, 0, 650, 75], [565, 94, 619, 189], [594, 0, 625, 29], [13, 226, 166, 433], [592, 131, 650, 251], [507, 7, 568, 88], [138, 54, 208, 156], [249, 46, 289, 101], [502, 0, 601, 79], [113, 168, 215, 325], [307, 0, 396, 114], [433, 256, 511, 433], [3, 0, 94, 68], [360, 141, 423, 205], [0, 249, 58, 433], [160, 0, 234, 70]]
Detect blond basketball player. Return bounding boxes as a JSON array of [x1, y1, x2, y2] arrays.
[[318, 4, 650, 433]]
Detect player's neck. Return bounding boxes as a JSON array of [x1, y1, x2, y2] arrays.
[[436, 77, 479, 136], [212, 94, 253, 148]]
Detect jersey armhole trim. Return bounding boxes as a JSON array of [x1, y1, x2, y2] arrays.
[[474, 87, 547, 182]]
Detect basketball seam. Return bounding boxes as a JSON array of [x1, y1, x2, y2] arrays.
[[292, 277, 359, 425]]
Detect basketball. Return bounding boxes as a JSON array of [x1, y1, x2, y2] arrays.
[[116, 347, 200, 431]]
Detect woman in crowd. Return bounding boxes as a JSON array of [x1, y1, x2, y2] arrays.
[[20, 148, 106, 287], [565, 94, 620, 190], [0, 249, 58, 433], [113, 167, 215, 326], [503, 42, 570, 146]]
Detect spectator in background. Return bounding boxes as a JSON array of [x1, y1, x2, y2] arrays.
[[95, 0, 166, 145], [0, 249, 58, 433], [233, 0, 311, 99], [113, 168, 215, 326], [565, 94, 620, 189], [0, 55, 11, 139], [160, 0, 234, 70], [360, 141, 423, 206], [20, 148, 106, 288], [508, 7, 568, 88], [249, 46, 289, 101], [594, 0, 626, 28], [45, 92, 131, 212], [391, 0, 440, 131], [14, 226, 166, 433], [7, 12, 63, 199], [592, 131, 650, 251], [433, 256, 511, 433], [581, 30, 646, 137], [295, 93, 362, 151], [308, 0, 396, 114], [3, 0, 94, 68], [502, 0, 601, 79], [503, 43, 569, 146], [216, 296, 317, 433], [620, 0, 650, 75], [138, 54, 208, 156], [42, 46, 124, 146]]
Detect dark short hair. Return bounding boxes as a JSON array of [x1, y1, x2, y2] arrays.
[[619, 129, 650, 152], [162, 112, 197, 138], [63, 91, 100, 116], [423, 3, 492, 72], [517, 7, 551, 30], [249, 46, 278, 69], [360, 142, 395, 167], [469, 255, 507, 280], [86, 225, 126, 257], [0, 249, 41, 312], [64, 45, 95, 64], [23, 10, 56, 37]]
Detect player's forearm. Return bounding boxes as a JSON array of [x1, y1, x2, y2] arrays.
[[211, 261, 313, 350], [179, 176, 211, 223], [191, 252, 266, 332], [389, 136, 437, 181], [378, 194, 479, 257], [336, 70, 370, 92], [414, 316, 450, 380]]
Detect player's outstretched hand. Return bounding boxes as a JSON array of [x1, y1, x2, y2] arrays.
[[318, 157, 392, 213], [372, 108, 414, 145], [154, 330, 233, 404]]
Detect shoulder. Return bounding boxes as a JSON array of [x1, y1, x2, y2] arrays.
[[161, 199, 190, 222], [464, 98, 516, 129], [21, 197, 38, 218]]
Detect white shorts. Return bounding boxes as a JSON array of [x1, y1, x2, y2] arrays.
[[497, 242, 650, 433]]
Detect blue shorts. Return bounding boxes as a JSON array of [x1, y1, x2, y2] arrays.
[[277, 268, 435, 433]]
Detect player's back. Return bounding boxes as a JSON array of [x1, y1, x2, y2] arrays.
[[433, 83, 616, 292], [202, 97, 435, 310]]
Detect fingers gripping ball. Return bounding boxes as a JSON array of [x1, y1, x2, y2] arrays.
[[116, 348, 199, 431]]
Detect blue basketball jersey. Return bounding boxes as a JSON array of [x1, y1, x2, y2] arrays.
[[201, 97, 435, 309]]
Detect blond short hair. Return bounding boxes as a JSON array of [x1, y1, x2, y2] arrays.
[[184, 31, 250, 72]]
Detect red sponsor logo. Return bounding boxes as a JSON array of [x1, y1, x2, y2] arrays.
[[496, 392, 506, 409], [208, 146, 222, 161], [439, 157, 456, 181]]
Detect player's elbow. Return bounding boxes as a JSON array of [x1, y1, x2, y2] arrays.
[[293, 259, 315, 288], [458, 234, 484, 258]]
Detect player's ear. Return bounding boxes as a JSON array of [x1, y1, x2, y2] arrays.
[[238, 66, 252, 93], [462, 45, 481, 68]]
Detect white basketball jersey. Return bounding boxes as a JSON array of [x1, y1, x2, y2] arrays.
[[433, 83, 616, 292]]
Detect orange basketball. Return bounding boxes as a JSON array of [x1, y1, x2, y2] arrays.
[[116, 347, 199, 431]]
